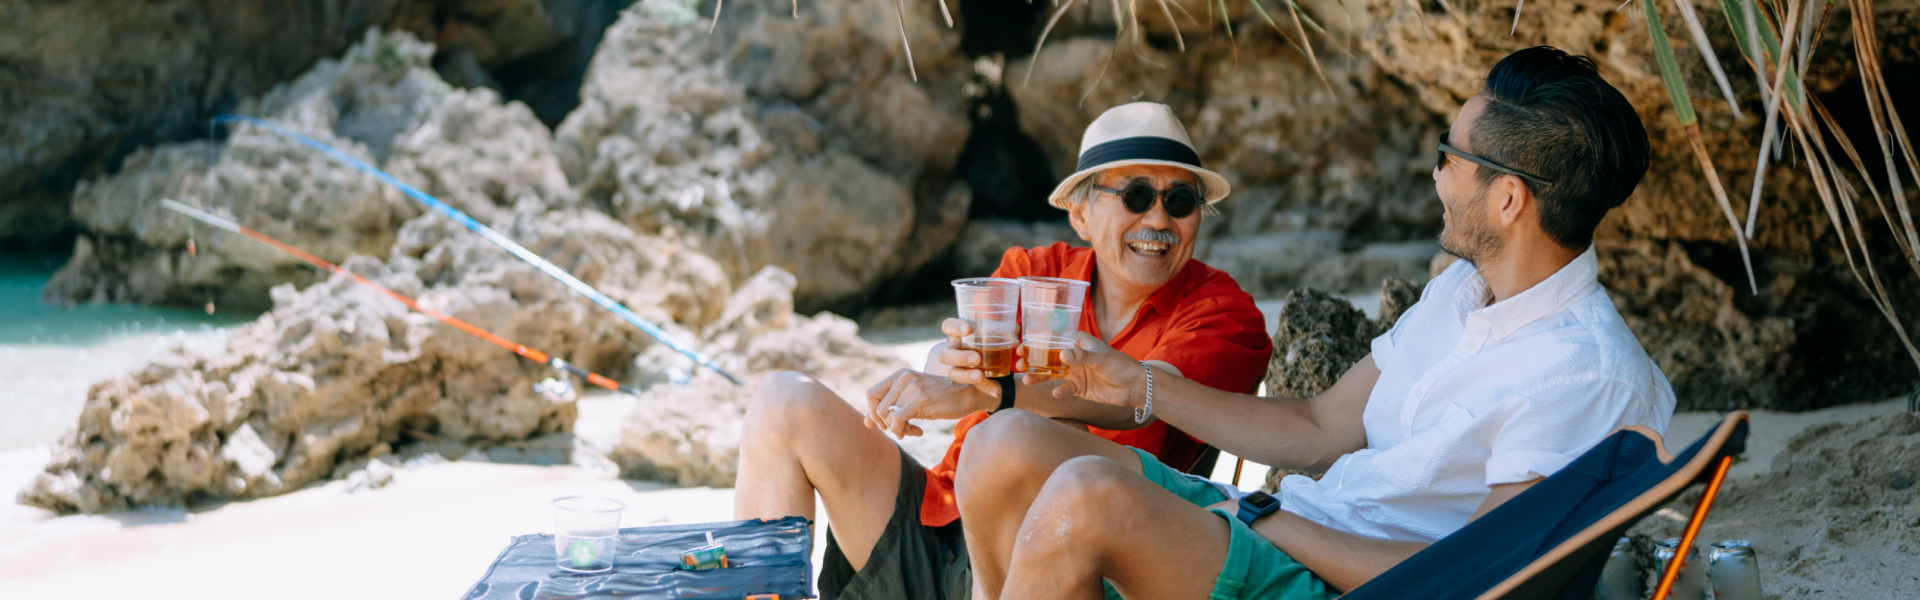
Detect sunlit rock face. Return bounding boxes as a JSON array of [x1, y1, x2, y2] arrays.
[[20, 204, 735, 514], [555, 0, 974, 313], [42, 31, 579, 312], [0, 0, 635, 252]]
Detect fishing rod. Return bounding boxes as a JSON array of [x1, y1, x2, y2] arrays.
[[162, 199, 642, 395], [211, 114, 742, 385]]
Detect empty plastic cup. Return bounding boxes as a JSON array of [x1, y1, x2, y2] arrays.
[[1019, 277, 1090, 376], [953, 278, 1022, 378], [553, 495, 625, 573]]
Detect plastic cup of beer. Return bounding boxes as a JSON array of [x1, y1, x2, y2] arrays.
[[1019, 277, 1090, 376], [952, 278, 1022, 378], [553, 495, 625, 573]]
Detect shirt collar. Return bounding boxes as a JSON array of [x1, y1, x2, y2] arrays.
[[1455, 246, 1602, 339], [1075, 251, 1197, 337]]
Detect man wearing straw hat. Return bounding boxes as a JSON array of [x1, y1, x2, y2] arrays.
[[733, 102, 1272, 599], [962, 47, 1677, 600]]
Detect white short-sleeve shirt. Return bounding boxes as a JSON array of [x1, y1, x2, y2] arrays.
[[1274, 247, 1676, 543]]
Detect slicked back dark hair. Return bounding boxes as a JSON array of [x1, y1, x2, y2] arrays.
[[1472, 46, 1650, 250]]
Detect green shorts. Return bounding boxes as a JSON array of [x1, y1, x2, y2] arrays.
[[1103, 448, 1338, 600]]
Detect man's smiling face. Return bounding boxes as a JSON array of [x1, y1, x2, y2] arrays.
[[1069, 164, 1203, 292]]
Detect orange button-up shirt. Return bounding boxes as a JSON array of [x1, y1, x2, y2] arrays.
[[920, 242, 1273, 527]]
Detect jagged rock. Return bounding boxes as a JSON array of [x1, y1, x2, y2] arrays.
[[555, 0, 972, 312], [1259, 279, 1418, 492], [18, 205, 730, 514], [610, 267, 908, 487], [0, 0, 414, 252], [42, 30, 587, 312], [1005, 20, 1444, 297]]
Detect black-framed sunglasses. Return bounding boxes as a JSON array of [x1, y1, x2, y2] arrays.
[[1092, 181, 1204, 219], [1437, 131, 1555, 186]]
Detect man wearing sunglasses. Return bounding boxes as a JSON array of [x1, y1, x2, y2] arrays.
[[957, 47, 1678, 600], [732, 102, 1275, 600]]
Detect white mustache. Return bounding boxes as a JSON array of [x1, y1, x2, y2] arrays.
[[1124, 229, 1181, 245]]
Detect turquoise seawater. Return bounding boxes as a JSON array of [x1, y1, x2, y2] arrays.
[[1, 253, 261, 450], [0, 254, 257, 345]]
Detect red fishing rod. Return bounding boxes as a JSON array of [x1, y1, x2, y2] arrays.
[[161, 199, 640, 395]]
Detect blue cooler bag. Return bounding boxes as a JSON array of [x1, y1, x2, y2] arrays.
[[463, 517, 815, 600]]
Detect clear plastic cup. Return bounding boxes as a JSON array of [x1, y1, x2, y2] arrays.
[[1019, 277, 1090, 376], [553, 495, 624, 573], [953, 278, 1022, 378]]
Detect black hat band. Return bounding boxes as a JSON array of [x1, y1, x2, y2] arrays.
[[1076, 136, 1204, 172]]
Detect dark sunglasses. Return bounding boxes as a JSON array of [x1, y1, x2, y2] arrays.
[[1437, 131, 1555, 186], [1092, 181, 1204, 219]]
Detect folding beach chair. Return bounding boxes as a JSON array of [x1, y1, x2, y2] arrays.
[[1339, 411, 1750, 600]]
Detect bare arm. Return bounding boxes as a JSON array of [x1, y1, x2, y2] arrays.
[[1045, 331, 1375, 472], [866, 321, 1164, 438], [1221, 479, 1539, 592]]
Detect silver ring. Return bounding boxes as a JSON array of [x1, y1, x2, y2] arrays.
[[888, 406, 901, 413]]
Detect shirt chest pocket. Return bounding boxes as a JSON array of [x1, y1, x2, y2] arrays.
[[1370, 403, 1482, 493]]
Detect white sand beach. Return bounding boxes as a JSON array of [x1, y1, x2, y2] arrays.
[[4, 309, 1915, 600]]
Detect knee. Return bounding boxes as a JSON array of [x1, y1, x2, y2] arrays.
[[741, 371, 837, 442], [1022, 456, 1136, 547], [956, 409, 1055, 489]]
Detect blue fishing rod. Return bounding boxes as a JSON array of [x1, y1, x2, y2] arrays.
[[213, 114, 743, 386]]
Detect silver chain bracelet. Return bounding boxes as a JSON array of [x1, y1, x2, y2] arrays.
[[1134, 361, 1154, 424]]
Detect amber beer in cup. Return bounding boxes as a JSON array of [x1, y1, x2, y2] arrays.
[[1019, 277, 1090, 377], [952, 278, 1021, 378]]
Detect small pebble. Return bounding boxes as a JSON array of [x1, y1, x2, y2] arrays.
[[1889, 471, 1915, 491]]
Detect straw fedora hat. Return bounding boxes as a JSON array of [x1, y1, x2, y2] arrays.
[[1045, 102, 1230, 209]]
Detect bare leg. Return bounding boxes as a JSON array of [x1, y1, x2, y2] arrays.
[[999, 456, 1230, 600], [734, 371, 902, 569], [955, 410, 1144, 598]]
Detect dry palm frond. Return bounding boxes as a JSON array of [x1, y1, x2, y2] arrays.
[[1251, 0, 1309, 54], [1740, 0, 1810, 240], [895, 0, 919, 81], [1281, 0, 1333, 93], [1025, 0, 1084, 86], [1158, 0, 1188, 51], [1670, 0, 1742, 118], [1786, 104, 1920, 370], [1847, 0, 1920, 267], [1641, 0, 1757, 292]]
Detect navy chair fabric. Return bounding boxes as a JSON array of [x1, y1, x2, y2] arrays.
[[1339, 413, 1749, 600]]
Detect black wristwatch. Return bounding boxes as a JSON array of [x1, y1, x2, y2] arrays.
[[991, 375, 1016, 413], [1236, 491, 1280, 527]]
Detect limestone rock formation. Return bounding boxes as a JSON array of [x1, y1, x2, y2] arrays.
[[1005, 17, 1444, 299], [0, 0, 630, 252], [1259, 279, 1418, 492], [555, 0, 973, 312], [610, 267, 909, 487], [19, 205, 730, 514], [43, 31, 578, 312]]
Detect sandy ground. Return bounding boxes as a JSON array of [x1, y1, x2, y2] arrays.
[[4, 302, 1913, 599]]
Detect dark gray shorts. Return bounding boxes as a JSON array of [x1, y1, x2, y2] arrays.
[[818, 447, 972, 600]]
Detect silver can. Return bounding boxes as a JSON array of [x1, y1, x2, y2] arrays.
[[1591, 537, 1643, 600], [1708, 540, 1763, 600], [1653, 537, 1712, 600]]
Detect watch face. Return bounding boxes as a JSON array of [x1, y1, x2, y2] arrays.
[[1245, 492, 1278, 510]]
